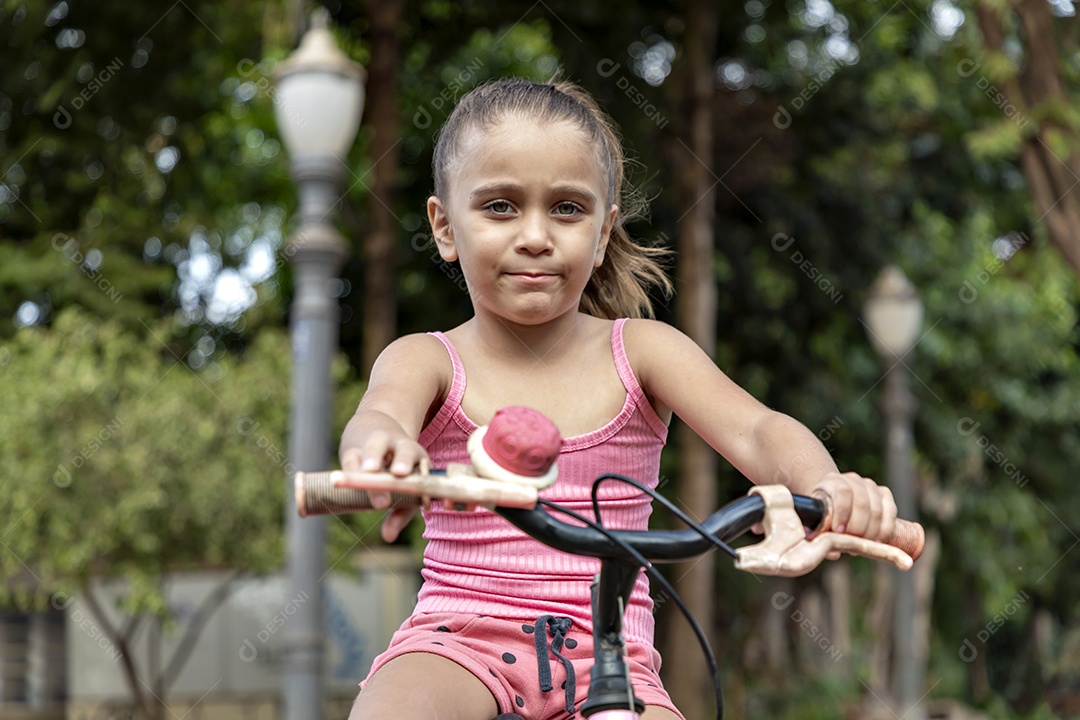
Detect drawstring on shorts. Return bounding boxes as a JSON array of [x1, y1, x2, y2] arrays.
[[532, 615, 576, 713]]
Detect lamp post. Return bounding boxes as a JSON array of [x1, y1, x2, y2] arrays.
[[272, 10, 364, 720], [864, 265, 923, 718]]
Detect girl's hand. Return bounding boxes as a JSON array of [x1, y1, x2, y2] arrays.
[[812, 472, 898, 559], [340, 431, 431, 543]]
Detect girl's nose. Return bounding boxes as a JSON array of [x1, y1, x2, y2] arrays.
[[515, 212, 554, 255]]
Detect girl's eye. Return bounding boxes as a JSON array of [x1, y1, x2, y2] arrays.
[[486, 200, 513, 214], [554, 202, 582, 216]]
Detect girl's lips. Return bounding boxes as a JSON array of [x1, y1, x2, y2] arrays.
[[506, 272, 558, 286]]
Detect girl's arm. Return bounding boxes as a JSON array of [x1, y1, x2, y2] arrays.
[[628, 319, 896, 543], [339, 333, 449, 540]]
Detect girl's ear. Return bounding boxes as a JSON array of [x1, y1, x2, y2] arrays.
[[594, 204, 617, 268], [428, 196, 457, 261]]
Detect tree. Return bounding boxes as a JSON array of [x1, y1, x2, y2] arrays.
[[356, 0, 405, 377], [689, 0, 1080, 713], [5, 0, 1080, 716], [0, 309, 370, 719], [972, 0, 1080, 276], [0, 0, 332, 355], [661, 1, 720, 715]]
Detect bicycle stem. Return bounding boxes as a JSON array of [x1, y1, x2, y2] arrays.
[[580, 559, 646, 719]]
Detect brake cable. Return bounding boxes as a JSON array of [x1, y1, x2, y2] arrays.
[[589, 473, 739, 559], [537, 498, 725, 720]]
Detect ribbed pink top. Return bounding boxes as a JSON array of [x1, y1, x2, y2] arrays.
[[414, 318, 668, 644]]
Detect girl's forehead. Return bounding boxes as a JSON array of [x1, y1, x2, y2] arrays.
[[452, 116, 608, 193]]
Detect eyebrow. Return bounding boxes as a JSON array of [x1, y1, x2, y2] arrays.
[[470, 182, 598, 206]]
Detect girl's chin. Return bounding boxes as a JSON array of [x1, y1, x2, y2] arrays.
[[477, 302, 577, 325]]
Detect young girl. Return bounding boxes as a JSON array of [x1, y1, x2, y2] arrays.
[[340, 78, 897, 720]]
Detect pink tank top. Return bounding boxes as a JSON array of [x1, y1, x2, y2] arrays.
[[414, 318, 669, 644]]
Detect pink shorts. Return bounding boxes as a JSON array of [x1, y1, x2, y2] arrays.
[[361, 612, 684, 719]]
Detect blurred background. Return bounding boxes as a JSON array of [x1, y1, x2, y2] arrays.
[[1, 0, 1078, 718]]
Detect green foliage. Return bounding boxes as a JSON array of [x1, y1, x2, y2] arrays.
[[0, 0, 301, 354], [685, 0, 1080, 713], [746, 673, 853, 720], [0, 308, 372, 613], [2, 0, 1079, 714]]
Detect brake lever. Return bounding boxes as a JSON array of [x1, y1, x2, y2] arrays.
[[734, 485, 915, 577]]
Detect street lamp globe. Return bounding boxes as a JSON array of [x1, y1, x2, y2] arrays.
[[864, 265, 923, 359], [273, 8, 365, 162]]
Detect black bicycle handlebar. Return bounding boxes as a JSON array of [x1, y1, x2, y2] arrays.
[[494, 494, 825, 563], [294, 470, 923, 560], [293, 470, 826, 561]]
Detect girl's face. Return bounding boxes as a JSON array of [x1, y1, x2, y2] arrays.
[[428, 115, 616, 327]]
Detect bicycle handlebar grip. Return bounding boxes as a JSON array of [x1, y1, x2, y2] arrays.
[[294, 467, 541, 517], [887, 519, 924, 562], [813, 490, 924, 561], [295, 471, 419, 517]]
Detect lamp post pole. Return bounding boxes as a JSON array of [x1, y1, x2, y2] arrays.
[[272, 11, 364, 719], [884, 357, 919, 713], [864, 265, 923, 719], [283, 220, 345, 720]]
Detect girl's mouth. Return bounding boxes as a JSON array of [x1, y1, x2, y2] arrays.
[[506, 272, 558, 285]]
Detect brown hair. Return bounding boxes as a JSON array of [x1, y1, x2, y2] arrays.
[[431, 77, 672, 319]]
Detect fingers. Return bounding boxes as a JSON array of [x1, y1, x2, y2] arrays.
[[340, 447, 364, 474], [877, 485, 898, 545], [343, 431, 431, 510], [388, 438, 426, 475], [815, 473, 896, 543], [859, 474, 883, 540], [381, 507, 419, 543], [356, 432, 428, 475]]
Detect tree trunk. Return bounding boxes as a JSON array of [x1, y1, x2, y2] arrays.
[[149, 613, 165, 720], [824, 562, 851, 678], [864, 563, 893, 710], [763, 578, 794, 678], [82, 586, 155, 720], [361, 0, 404, 377], [159, 572, 241, 692], [661, 2, 718, 718], [975, 0, 1080, 276], [80, 574, 240, 720], [797, 586, 827, 676]]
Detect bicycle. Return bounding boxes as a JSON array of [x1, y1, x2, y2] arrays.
[[296, 407, 923, 720]]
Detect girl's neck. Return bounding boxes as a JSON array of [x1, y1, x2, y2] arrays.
[[464, 310, 588, 362]]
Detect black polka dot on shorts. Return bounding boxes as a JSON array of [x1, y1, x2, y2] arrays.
[[502, 652, 517, 664], [431, 641, 444, 646], [515, 695, 525, 708], [564, 638, 578, 649], [521, 624, 534, 634], [436, 625, 451, 632]]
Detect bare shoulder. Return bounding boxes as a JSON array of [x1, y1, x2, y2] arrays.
[[371, 332, 452, 375], [362, 333, 453, 417], [621, 317, 687, 343], [621, 318, 773, 457], [621, 318, 698, 370], [620, 318, 696, 420]]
